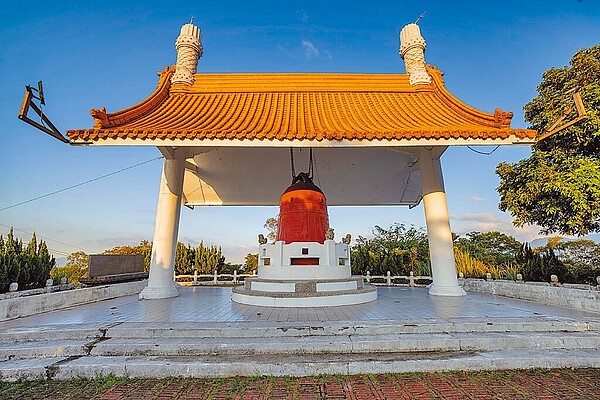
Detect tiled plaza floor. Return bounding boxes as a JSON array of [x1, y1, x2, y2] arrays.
[[1, 286, 598, 329]]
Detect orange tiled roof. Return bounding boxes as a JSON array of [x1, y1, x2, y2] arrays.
[[67, 65, 536, 143]]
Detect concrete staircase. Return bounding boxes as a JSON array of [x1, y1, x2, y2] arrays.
[[1, 318, 600, 380]]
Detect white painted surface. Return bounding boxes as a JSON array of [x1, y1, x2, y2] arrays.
[[231, 290, 377, 307], [258, 241, 351, 280], [462, 279, 600, 312], [419, 149, 465, 297], [140, 154, 185, 300], [0, 280, 147, 322], [316, 281, 357, 292], [187, 147, 421, 206], [258, 265, 351, 280], [250, 281, 295, 293]]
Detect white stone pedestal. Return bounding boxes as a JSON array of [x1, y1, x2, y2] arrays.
[[232, 240, 377, 307]]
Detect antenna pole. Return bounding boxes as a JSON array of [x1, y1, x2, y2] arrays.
[[414, 11, 426, 25]]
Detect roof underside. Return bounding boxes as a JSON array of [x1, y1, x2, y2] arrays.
[[183, 147, 423, 206], [67, 65, 536, 145]]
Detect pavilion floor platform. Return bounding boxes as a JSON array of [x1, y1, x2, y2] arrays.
[[1, 286, 599, 380]]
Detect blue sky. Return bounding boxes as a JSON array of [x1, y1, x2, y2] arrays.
[[1, 1, 599, 263]]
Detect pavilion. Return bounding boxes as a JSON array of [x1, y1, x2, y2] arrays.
[[66, 22, 536, 301]]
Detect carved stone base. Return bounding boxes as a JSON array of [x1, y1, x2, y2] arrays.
[[139, 283, 179, 300], [231, 277, 377, 307]]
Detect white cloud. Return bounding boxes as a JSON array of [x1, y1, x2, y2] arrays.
[[471, 196, 485, 203], [450, 213, 541, 242], [302, 40, 319, 59]]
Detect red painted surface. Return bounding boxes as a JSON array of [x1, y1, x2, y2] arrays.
[[290, 258, 320, 265], [277, 183, 329, 244]]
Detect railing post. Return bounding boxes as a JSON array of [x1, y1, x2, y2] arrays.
[[387, 271, 392, 286], [409, 271, 415, 287], [213, 270, 218, 284], [234, 270, 238, 284]]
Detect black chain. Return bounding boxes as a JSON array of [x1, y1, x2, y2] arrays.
[[308, 148, 314, 179], [289, 147, 314, 182], [290, 147, 296, 180]]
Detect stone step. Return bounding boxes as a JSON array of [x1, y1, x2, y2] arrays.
[[1, 319, 597, 345], [3, 348, 600, 381], [2, 330, 599, 361], [103, 319, 598, 340], [0, 340, 91, 361], [89, 331, 600, 357], [0, 323, 115, 343]]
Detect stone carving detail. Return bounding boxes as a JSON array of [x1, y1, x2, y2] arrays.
[[258, 234, 267, 244], [171, 23, 203, 86], [342, 234, 352, 244], [90, 107, 109, 128], [325, 228, 335, 240], [494, 108, 514, 128], [399, 23, 431, 85]]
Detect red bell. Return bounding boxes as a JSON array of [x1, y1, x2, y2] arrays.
[[277, 173, 329, 244]]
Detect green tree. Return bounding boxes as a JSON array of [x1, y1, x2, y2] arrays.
[[496, 45, 600, 236], [454, 231, 522, 267], [0, 229, 55, 291], [516, 243, 566, 282], [351, 224, 430, 276], [66, 251, 89, 270], [220, 262, 243, 274], [264, 216, 278, 242], [175, 242, 194, 275], [545, 237, 600, 284], [137, 240, 153, 271], [50, 251, 89, 284], [5, 228, 22, 286], [0, 235, 7, 292], [244, 253, 258, 275], [32, 239, 54, 288], [193, 242, 225, 274]]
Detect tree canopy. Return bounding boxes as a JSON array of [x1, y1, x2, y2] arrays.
[[496, 44, 600, 236], [0, 227, 54, 292], [454, 231, 522, 268], [350, 224, 430, 276]]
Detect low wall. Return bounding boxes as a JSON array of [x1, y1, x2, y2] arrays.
[[0, 280, 147, 322], [462, 278, 600, 313]]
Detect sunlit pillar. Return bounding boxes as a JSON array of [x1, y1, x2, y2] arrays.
[[139, 152, 185, 300], [419, 148, 466, 296]]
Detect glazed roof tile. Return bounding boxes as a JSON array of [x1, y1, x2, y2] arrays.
[[67, 65, 536, 143]]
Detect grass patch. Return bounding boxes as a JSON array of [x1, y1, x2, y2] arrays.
[[1, 369, 599, 399]]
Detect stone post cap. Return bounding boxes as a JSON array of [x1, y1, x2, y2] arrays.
[[175, 23, 203, 55], [399, 23, 427, 58], [172, 21, 203, 85]]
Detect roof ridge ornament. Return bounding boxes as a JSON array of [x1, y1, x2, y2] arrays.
[[399, 23, 432, 85], [171, 21, 203, 86]]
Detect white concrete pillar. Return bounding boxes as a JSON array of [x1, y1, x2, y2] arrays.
[[139, 153, 185, 300], [419, 149, 466, 296]]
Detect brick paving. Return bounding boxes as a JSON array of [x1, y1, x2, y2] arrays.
[[1, 369, 599, 399]]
